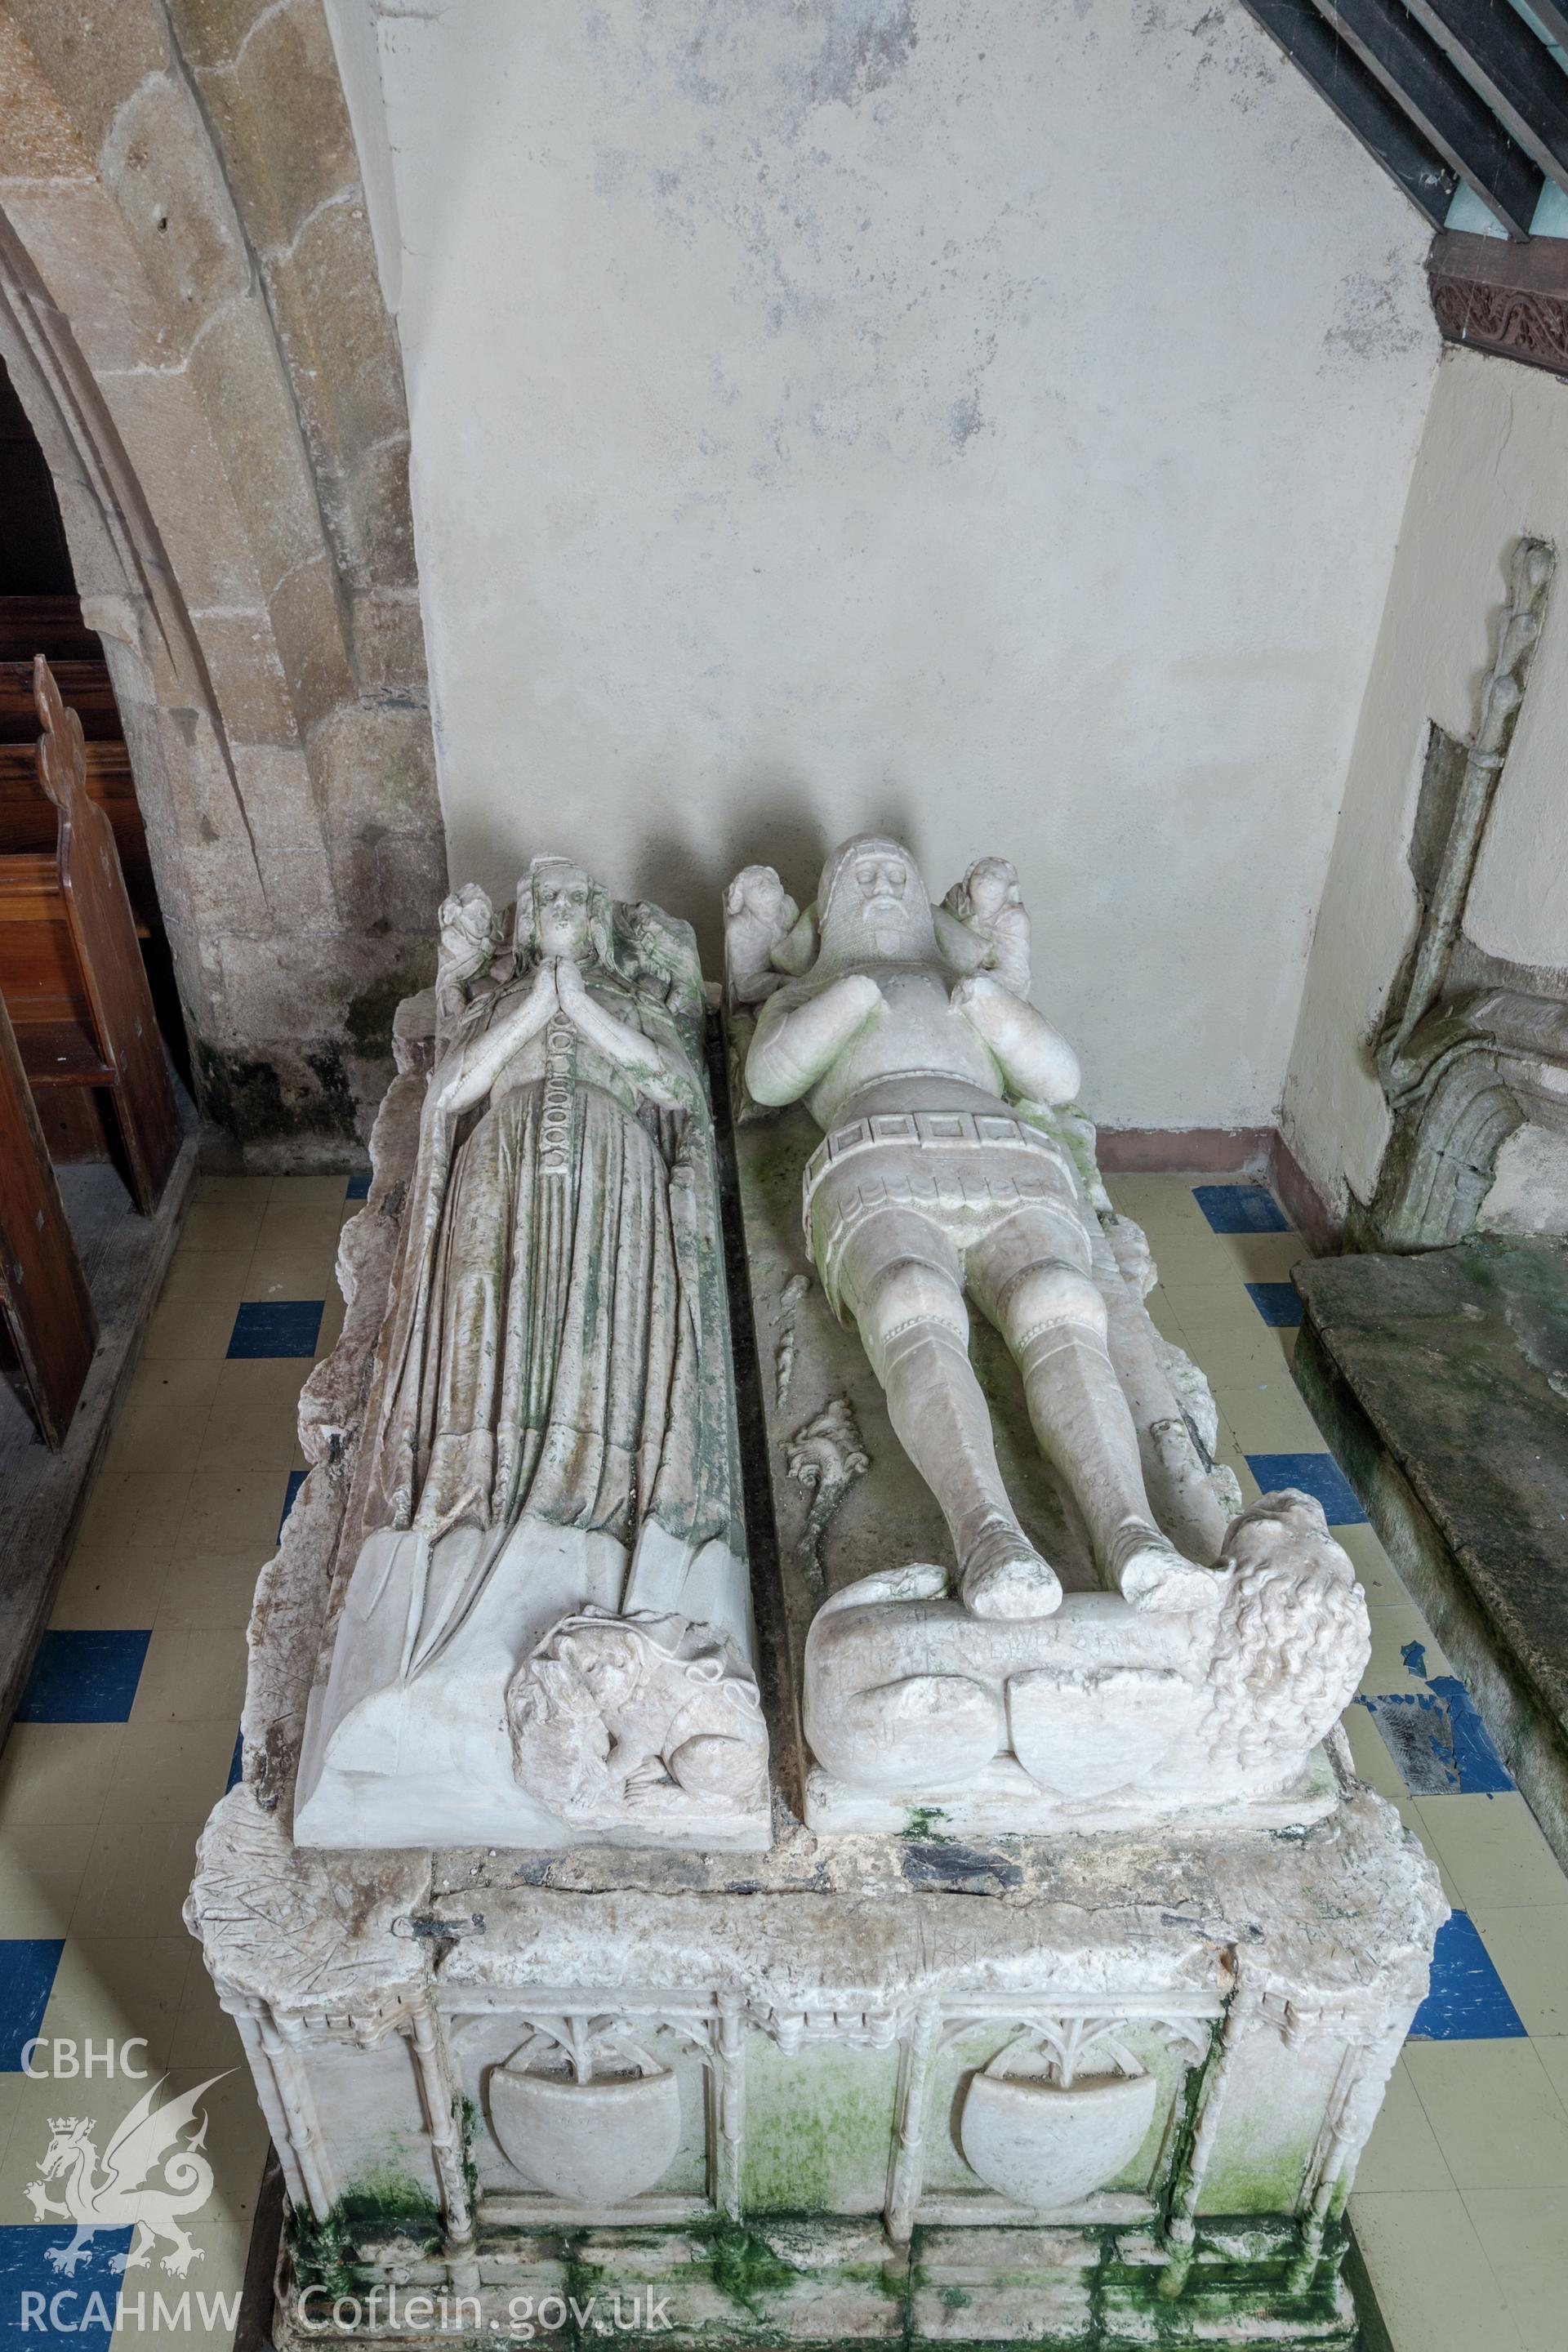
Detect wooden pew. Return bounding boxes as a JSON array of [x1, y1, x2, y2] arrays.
[[0, 979, 96, 1447], [0, 658, 180, 1214]]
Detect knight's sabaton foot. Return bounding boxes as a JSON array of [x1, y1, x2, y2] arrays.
[[960, 1518, 1063, 1619], [1109, 1519, 1222, 1613]]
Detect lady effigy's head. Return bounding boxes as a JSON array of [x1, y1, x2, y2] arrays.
[[524, 856, 594, 962]]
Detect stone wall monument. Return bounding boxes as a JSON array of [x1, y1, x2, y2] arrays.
[[189, 839, 1444, 2349]]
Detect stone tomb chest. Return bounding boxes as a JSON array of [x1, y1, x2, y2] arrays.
[[188, 850, 1443, 2349]]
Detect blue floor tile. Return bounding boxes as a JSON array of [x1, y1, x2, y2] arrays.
[[1245, 1281, 1303, 1328], [345, 1170, 372, 1200], [1356, 1680, 1514, 1797], [0, 2225, 133, 2342], [226, 1726, 244, 1793], [1245, 1451, 1367, 1524], [0, 1941, 65, 2070], [1408, 1911, 1527, 2040], [227, 1300, 323, 1359], [278, 1468, 307, 1541], [16, 1632, 149, 1725], [1193, 1183, 1289, 1233]]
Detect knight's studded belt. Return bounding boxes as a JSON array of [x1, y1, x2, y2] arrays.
[[801, 1108, 1071, 1239]]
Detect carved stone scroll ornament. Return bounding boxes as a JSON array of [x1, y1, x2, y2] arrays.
[[728, 835, 1235, 1622], [1358, 537, 1565, 1250], [294, 857, 766, 1851], [803, 1490, 1370, 1815]]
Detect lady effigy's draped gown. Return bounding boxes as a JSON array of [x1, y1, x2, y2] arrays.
[[367, 969, 737, 1676], [293, 882, 764, 1851]]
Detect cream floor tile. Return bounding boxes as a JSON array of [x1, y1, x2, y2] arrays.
[[270, 1172, 353, 1206], [1341, 1699, 1408, 1802], [0, 2071, 158, 2225], [1157, 1283, 1272, 1343], [1334, 1524, 1410, 1609], [1210, 1231, 1310, 1282], [159, 2068, 270, 2228], [1166, 1323, 1296, 1389], [154, 1548, 272, 1633], [1354, 2056, 1454, 2193], [102, 1359, 221, 1477], [241, 1249, 336, 1305], [1460, 2189, 1568, 2352], [1531, 2044, 1568, 2137], [74, 1471, 192, 1561], [168, 1964, 248, 2074], [157, 1250, 253, 1306], [38, 1935, 198, 2073], [0, 1723, 126, 1825], [129, 1628, 248, 1726], [176, 1466, 291, 1555], [48, 1543, 170, 1631], [178, 1198, 269, 1256], [1348, 2190, 1522, 2352], [1471, 1907, 1568, 2037], [1213, 1379, 1322, 1452], [99, 1719, 239, 1824], [1403, 2040, 1568, 2189], [141, 1286, 249, 1363], [197, 1358, 310, 1473], [0, 1820, 95, 1936], [1388, 1796, 1460, 1904], [1360, 1606, 1453, 1695], [73, 1820, 212, 1940], [0, 2073, 21, 2183], [254, 1200, 346, 1257], [194, 1174, 272, 1207], [1414, 1793, 1565, 1909]]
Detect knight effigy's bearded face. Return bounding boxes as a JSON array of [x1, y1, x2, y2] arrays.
[[819, 839, 933, 966]]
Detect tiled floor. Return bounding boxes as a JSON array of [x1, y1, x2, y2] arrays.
[[0, 1168, 1562, 2349], [0, 1171, 353, 2350], [1113, 1173, 1568, 2352]]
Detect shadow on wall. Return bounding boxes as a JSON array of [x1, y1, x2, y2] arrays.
[[466, 778, 929, 963]]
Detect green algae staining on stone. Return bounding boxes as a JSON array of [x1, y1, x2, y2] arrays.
[[901, 1804, 951, 1840], [741, 2038, 901, 2215], [287, 2170, 443, 2297], [693, 2216, 798, 2315]]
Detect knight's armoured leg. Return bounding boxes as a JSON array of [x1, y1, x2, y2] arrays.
[[970, 1228, 1218, 1612], [837, 1211, 1062, 1619]]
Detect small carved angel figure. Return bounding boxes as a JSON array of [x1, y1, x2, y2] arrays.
[[434, 882, 501, 1045], [938, 856, 1031, 997], [723, 864, 816, 1008]]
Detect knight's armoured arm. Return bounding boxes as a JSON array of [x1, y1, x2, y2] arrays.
[[951, 973, 1080, 1106], [933, 903, 993, 975], [746, 974, 883, 1106]]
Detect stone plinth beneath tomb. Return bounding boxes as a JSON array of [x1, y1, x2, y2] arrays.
[[191, 1774, 1439, 2348], [187, 898, 1446, 2348]]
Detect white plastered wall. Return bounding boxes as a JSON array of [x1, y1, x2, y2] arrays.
[[1283, 345, 1568, 1215], [368, 0, 1439, 1128]]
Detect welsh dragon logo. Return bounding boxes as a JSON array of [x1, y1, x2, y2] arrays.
[[24, 2074, 228, 2278]]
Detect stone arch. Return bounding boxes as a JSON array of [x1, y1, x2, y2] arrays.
[[0, 0, 444, 1159]]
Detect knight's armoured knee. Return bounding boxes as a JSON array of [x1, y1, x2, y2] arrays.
[[857, 1254, 968, 1381], [997, 1259, 1107, 1361]]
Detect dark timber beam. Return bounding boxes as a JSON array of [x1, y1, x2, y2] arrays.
[[1311, 0, 1543, 237], [1428, 225, 1568, 369], [1242, 0, 1459, 225], [1403, 0, 1568, 197]]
